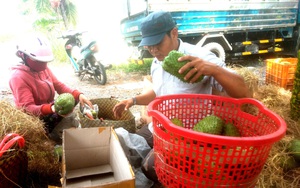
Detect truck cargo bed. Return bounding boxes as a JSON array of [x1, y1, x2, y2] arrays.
[[121, 0, 298, 42]]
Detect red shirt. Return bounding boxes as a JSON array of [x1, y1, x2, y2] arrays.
[[9, 64, 81, 116]]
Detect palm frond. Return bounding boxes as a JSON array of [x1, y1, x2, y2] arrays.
[[64, 0, 77, 27], [35, 0, 53, 14]]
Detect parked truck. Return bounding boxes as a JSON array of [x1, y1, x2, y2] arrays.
[[120, 0, 300, 62]]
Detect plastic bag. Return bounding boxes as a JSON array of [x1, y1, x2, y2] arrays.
[[115, 127, 153, 188], [115, 127, 151, 161], [134, 167, 154, 188], [79, 104, 99, 119]]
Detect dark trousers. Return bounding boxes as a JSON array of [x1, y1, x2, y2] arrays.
[[43, 112, 79, 144], [136, 124, 158, 183]]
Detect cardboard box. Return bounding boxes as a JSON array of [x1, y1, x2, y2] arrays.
[[62, 127, 135, 188]]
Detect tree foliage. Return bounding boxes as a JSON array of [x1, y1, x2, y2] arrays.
[[60, 0, 77, 28], [290, 50, 300, 120], [20, 0, 78, 31]]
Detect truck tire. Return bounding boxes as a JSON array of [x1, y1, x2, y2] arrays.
[[203, 42, 226, 62]]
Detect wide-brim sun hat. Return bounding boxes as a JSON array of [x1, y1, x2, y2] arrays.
[[138, 11, 176, 47]]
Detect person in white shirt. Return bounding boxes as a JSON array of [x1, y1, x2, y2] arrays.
[[113, 10, 251, 183]]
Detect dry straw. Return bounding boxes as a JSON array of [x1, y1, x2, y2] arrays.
[[231, 65, 260, 96], [254, 85, 300, 188], [0, 100, 60, 180], [229, 66, 300, 187]]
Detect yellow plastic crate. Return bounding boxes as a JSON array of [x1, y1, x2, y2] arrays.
[[265, 58, 297, 90]]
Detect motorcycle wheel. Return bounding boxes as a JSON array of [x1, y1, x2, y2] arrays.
[[94, 61, 107, 85]]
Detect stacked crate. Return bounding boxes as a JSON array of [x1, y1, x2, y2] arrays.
[[265, 58, 298, 90]]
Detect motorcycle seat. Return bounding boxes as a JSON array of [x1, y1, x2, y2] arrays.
[[80, 40, 97, 52]]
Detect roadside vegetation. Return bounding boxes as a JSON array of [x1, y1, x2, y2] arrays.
[[17, 0, 78, 63], [110, 58, 152, 75]]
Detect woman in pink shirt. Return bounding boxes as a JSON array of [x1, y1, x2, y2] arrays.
[[9, 34, 93, 144]]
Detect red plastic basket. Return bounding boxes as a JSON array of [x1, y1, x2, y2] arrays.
[[147, 94, 286, 188]]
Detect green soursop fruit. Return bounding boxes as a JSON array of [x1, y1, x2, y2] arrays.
[[223, 122, 240, 137], [193, 115, 224, 135], [162, 50, 204, 83], [54, 93, 75, 116], [170, 117, 184, 127], [278, 155, 299, 171], [288, 139, 300, 162]]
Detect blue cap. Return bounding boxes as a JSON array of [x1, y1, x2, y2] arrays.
[[138, 11, 176, 47]]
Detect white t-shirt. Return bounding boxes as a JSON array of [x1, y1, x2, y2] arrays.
[[151, 39, 226, 97], [148, 39, 228, 133]]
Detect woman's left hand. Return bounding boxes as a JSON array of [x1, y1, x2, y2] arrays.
[[79, 94, 93, 109]]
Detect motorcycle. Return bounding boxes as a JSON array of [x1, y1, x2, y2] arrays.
[[59, 30, 110, 85]]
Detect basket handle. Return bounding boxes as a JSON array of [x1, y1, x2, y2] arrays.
[[148, 109, 179, 139], [0, 133, 20, 149], [0, 133, 25, 158]]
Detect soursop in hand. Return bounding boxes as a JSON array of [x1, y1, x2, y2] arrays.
[[54, 93, 75, 116], [162, 50, 204, 83]]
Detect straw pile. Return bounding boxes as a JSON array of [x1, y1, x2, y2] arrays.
[[231, 65, 260, 96], [0, 100, 60, 183], [235, 66, 300, 188], [254, 85, 300, 187]]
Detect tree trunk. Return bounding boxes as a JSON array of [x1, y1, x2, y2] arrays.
[[59, 0, 68, 30]]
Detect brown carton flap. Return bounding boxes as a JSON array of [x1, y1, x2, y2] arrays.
[[66, 164, 113, 179]]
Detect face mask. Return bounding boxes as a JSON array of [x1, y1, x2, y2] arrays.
[[26, 58, 48, 72]]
